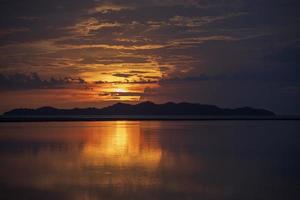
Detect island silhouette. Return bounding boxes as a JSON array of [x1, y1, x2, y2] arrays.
[[3, 101, 275, 116]]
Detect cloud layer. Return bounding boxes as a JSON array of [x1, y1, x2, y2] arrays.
[[0, 73, 86, 90], [0, 0, 299, 113]]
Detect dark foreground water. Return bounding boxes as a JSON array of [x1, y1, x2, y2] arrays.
[[0, 121, 299, 200]]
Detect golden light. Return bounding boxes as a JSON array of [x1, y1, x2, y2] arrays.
[[114, 88, 127, 93], [81, 121, 162, 168]]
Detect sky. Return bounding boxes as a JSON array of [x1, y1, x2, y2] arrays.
[[0, 0, 299, 114]]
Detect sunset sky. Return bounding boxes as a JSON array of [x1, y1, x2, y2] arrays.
[[0, 0, 299, 114]]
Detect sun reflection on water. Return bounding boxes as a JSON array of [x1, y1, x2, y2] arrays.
[[81, 121, 162, 168]]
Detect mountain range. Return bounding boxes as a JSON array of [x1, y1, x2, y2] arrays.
[[3, 102, 275, 116]]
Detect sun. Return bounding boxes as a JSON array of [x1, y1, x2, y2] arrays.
[[115, 88, 127, 93]]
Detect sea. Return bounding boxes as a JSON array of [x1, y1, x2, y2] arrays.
[[0, 120, 299, 200]]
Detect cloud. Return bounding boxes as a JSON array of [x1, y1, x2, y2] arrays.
[[112, 73, 134, 78], [0, 73, 87, 90], [0, 28, 30, 37], [0, 0, 299, 113], [68, 17, 122, 36], [94, 80, 157, 84], [159, 69, 300, 84], [128, 70, 149, 74], [88, 2, 134, 14], [144, 75, 161, 79], [264, 45, 300, 63], [99, 91, 144, 97]]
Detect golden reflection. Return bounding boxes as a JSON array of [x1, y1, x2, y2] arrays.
[[81, 121, 162, 168]]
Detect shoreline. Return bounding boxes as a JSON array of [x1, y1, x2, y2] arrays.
[[1, 115, 300, 122]]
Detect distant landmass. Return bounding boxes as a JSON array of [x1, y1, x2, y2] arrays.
[[3, 101, 275, 116]]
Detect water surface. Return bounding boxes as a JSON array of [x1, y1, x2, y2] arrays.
[[0, 121, 299, 200]]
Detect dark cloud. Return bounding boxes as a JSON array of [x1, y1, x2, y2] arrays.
[[144, 76, 161, 79], [160, 68, 300, 83], [0, 0, 97, 45], [0, 73, 86, 90], [112, 73, 134, 78], [94, 80, 157, 84], [128, 70, 149, 74], [264, 45, 300, 63]]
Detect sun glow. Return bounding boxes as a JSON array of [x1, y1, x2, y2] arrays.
[[114, 88, 127, 93]]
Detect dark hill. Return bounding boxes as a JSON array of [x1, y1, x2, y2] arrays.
[[3, 102, 275, 116]]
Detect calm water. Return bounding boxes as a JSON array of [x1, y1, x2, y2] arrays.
[[0, 121, 299, 200]]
